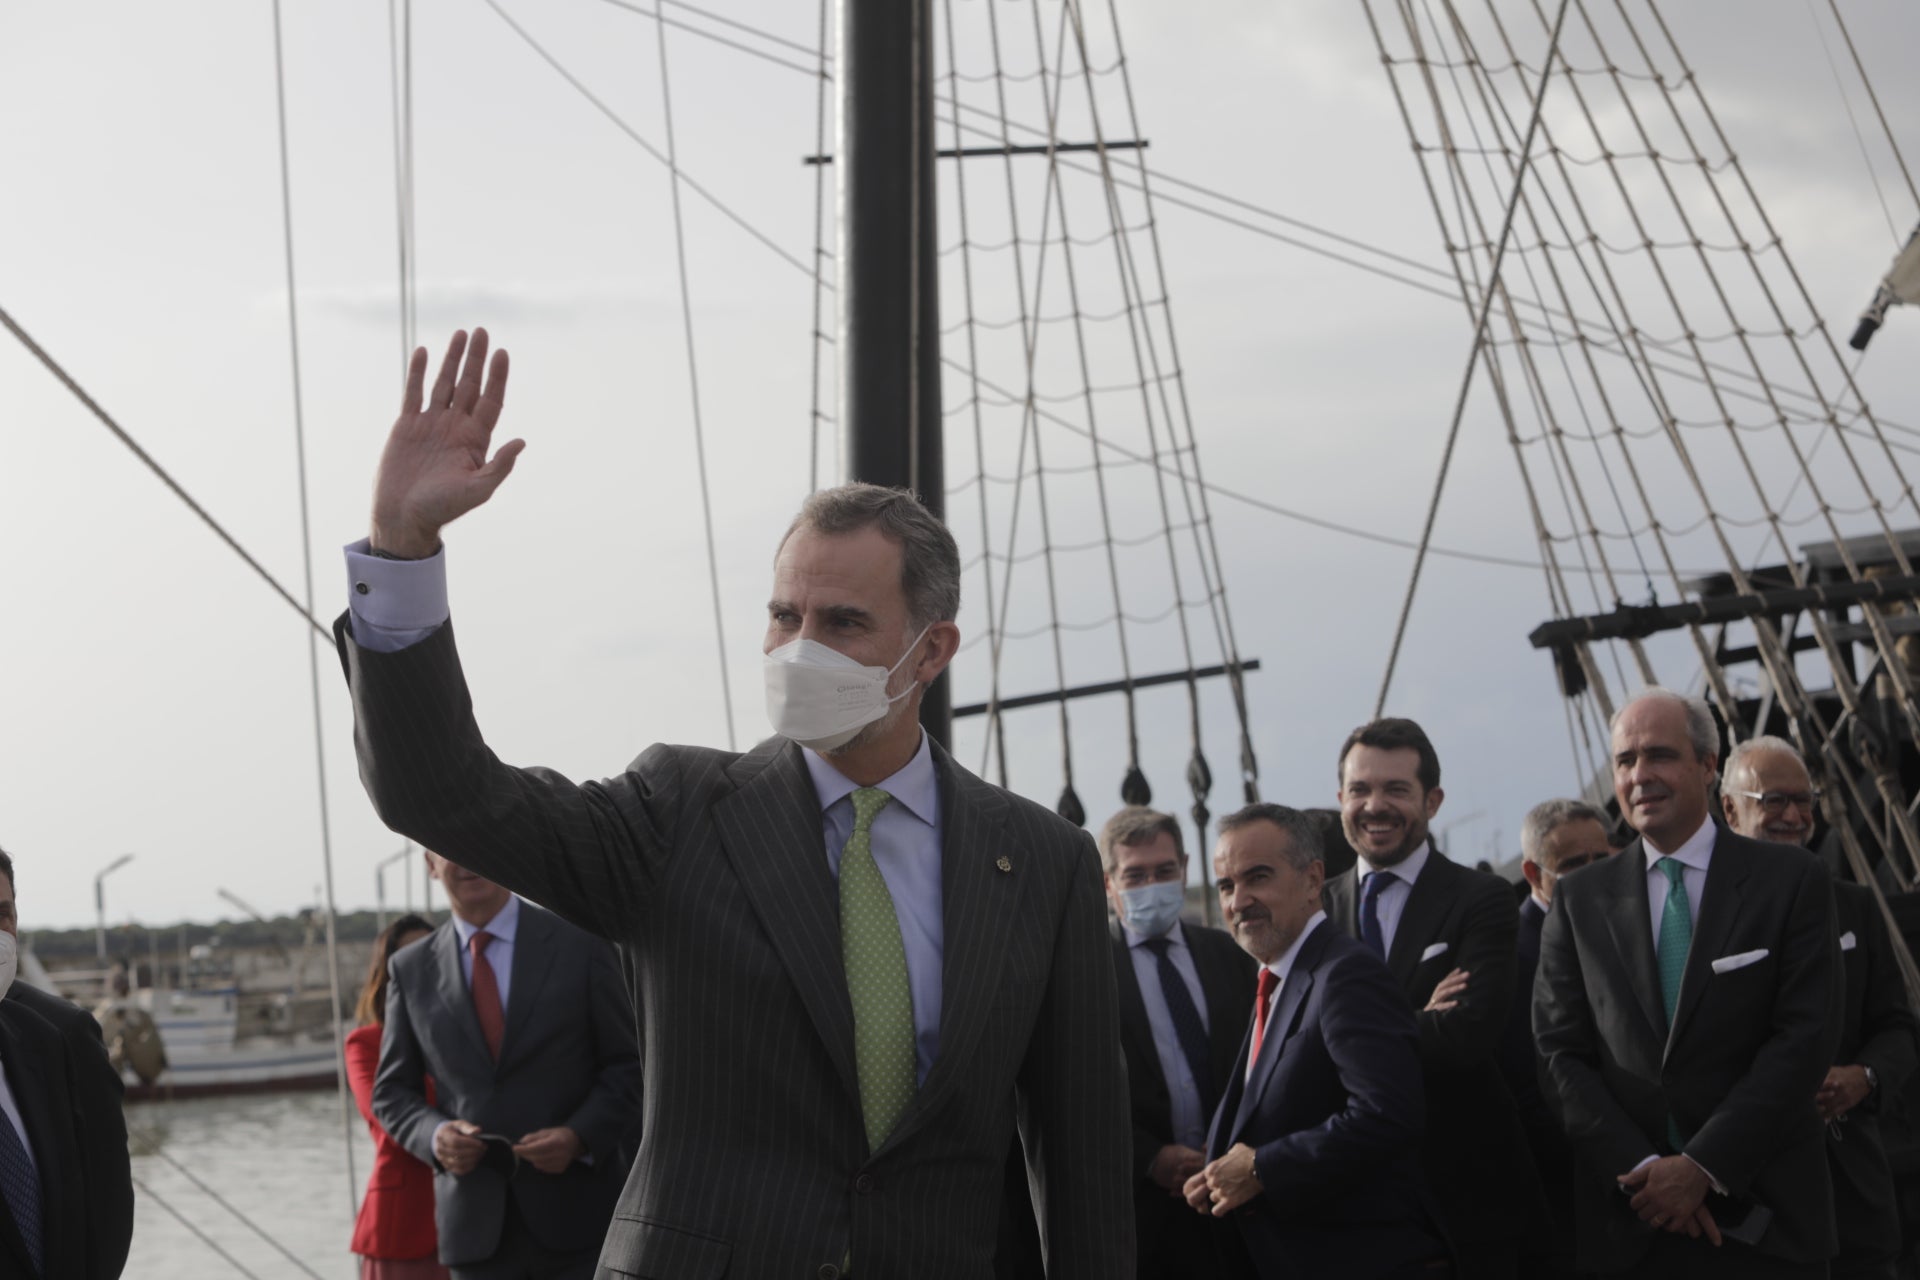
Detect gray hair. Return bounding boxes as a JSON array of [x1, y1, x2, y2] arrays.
[[1611, 688, 1719, 764], [1097, 807, 1185, 874], [1724, 735, 1807, 791], [1520, 798, 1609, 865], [782, 483, 962, 629], [1217, 802, 1323, 871]]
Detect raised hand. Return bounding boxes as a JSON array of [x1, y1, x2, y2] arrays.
[[370, 328, 522, 558]]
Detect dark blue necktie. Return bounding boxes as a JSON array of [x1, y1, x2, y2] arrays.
[[0, 1109, 43, 1276], [1142, 937, 1217, 1117], [1360, 870, 1397, 959]]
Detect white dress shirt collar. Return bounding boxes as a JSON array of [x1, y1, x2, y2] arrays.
[[1530, 890, 1552, 913], [1357, 839, 1431, 886], [1643, 816, 1716, 869], [1124, 919, 1189, 952], [450, 891, 521, 949], [804, 730, 939, 828]]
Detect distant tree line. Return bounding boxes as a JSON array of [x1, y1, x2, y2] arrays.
[[26, 908, 441, 965]]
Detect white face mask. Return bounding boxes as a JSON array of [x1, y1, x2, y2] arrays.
[[764, 624, 933, 753], [1117, 881, 1186, 939], [0, 932, 16, 1003]]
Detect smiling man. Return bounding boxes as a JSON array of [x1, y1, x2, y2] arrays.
[[1533, 690, 1842, 1278], [1720, 736, 1918, 1280], [336, 330, 1130, 1279], [1184, 804, 1443, 1280], [1321, 717, 1539, 1278]]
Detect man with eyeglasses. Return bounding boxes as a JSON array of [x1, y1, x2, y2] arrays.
[[1505, 799, 1616, 1277], [1721, 736, 1919, 1280], [1099, 807, 1256, 1279]]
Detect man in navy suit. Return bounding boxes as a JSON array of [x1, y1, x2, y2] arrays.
[[1184, 803, 1447, 1280]]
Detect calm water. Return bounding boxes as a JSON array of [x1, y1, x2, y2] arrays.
[[128, 1089, 376, 1280]]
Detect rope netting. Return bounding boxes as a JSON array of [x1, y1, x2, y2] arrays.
[[1369, 0, 1920, 936]]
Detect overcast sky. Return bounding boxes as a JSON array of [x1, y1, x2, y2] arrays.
[[4, 0, 1918, 932]]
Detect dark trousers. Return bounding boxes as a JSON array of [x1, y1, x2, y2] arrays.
[[1451, 1240, 1516, 1280], [1600, 1239, 1827, 1280], [449, 1196, 598, 1280]]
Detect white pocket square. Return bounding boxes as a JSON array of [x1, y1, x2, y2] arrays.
[[1419, 942, 1450, 963], [1710, 948, 1770, 974], [1840, 931, 1858, 952]]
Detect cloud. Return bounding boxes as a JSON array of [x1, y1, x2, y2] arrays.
[[261, 278, 668, 327]]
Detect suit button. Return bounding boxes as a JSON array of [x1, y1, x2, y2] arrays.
[[854, 1174, 875, 1195], [817, 1266, 841, 1280]]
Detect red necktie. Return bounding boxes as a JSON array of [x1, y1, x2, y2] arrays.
[[1245, 968, 1280, 1079], [469, 930, 505, 1059]]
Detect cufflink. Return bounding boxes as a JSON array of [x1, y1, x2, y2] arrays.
[[996, 856, 1012, 873]]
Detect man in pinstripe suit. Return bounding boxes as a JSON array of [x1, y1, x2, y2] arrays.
[[336, 329, 1132, 1279]]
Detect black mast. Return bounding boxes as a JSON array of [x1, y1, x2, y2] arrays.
[[837, 0, 948, 746]]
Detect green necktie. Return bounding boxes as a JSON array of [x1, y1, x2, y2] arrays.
[[841, 786, 916, 1152], [1656, 857, 1692, 1151], [1656, 857, 1692, 1026]]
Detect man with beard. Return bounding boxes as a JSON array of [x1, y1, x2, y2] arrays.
[[1321, 718, 1539, 1278], [1099, 807, 1255, 1279], [1534, 690, 1841, 1278], [1720, 736, 1917, 1280], [1184, 804, 1445, 1280], [334, 329, 1130, 1278]]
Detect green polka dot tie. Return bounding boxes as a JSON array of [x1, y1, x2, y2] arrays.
[[1656, 857, 1693, 1151], [841, 786, 915, 1152]]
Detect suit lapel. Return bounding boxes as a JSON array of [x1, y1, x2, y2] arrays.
[[431, 922, 494, 1068], [1230, 925, 1330, 1145], [1323, 869, 1357, 939], [1666, 829, 1751, 1056], [1386, 855, 1450, 987], [1109, 921, 1164, 1094], [1209, 1021, 1254, 1161], [882, 745, 1019, 1153], [1598, 839, 1668, 1046], [498, 905, 559, 1072], [0, 1013, 46, 1274], [1194, 932, 1252, 1075], [712, 737, 860, 1110]]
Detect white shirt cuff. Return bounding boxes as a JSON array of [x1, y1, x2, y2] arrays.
[[346, 538, 449, 652], [1625, 1151, 1727, 1197]]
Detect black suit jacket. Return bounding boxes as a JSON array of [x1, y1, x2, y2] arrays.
[[1111, 918, 1255, 1275], [1324, 851, 1541, 1250], [5, 985, 132, 1280], [375, 902, 642, 1267], [1532, 826, 1843, 1272], [0, 995, 91, 1280], [1827, 880, 1920, 1263], [1206, 922, 1443, 1280], [339, 616, 1132, 1280]]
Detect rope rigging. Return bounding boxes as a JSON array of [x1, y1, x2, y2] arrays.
[[267, 0, 359, 1212], [1372, 0, 1920, 921]]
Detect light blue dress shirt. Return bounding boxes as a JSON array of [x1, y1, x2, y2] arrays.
[[1122, 920, 1210, 1150], [449, 892, 520, 1012], [344, 539, 948, 1085]]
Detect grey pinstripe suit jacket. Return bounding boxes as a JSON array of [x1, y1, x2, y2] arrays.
[[337, 616, 1133, 1280]]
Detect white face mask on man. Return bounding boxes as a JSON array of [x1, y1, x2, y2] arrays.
[[764, 624, 933, 753], [0, 931, 17, 1004]]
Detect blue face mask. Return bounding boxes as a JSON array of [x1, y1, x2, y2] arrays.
[[1118, 880, 1186, 938]]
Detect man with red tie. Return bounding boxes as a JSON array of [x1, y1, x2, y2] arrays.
[[374, 852, 641, 1279], [1184, 804, 1447, 1279]]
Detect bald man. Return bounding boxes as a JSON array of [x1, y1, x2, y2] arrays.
[[1722, 737, 1919, 1280]]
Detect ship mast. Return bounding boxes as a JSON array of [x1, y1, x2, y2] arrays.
[[837, 0, 950, 747]]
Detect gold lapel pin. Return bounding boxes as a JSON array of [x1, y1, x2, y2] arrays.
[[996, 856, 1013, 874]]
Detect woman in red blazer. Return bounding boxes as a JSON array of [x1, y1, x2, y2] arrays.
[[346, 913, 447, 1280]]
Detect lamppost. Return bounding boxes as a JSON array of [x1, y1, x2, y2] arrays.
[[94, 854, 135, 961], [375, 842, 413, 935]]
